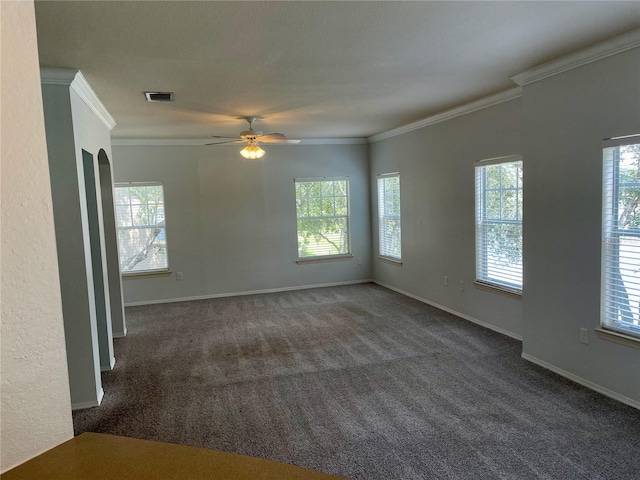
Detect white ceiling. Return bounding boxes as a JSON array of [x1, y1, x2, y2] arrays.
[[34, 1, 640, 141]]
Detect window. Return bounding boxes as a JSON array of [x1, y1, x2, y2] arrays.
[[601, 136, 640, 339], [377, 173, 401, 261], [295, 177, 350, 260], [114, 182, 168, 274], [475, 156, 523, 292]]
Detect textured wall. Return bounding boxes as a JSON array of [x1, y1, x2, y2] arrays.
[[0, 0, 73, 472]]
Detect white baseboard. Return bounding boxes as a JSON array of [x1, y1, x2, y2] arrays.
[[113, 327, 127, 338], [374, 281, 638, 410], [521, 352, 640, 410], [124, 279, 374, 307], [120, 279, 639, 411], [373, 280, 522, 341], [72, 388, 104, 411], [101, 357, 116, 372]]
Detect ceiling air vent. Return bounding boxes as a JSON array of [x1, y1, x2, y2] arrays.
[[144, 91, 174, 102]]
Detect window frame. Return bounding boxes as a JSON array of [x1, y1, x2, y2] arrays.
[[377, 172, 402, 262], [114, 181, 170, 276], [601, 135, 640, 341], [294, 177, 352, 263], [474, 155, 523, 295]]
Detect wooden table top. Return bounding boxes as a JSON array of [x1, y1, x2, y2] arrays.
[[2, 433, 347, 480]]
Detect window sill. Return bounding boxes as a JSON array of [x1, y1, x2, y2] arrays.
[[122, 270, 171, 279], [473, 281, 522, 300], [378, 256, 403, 265], [595, 328, 640, 349], [296, 254, 353, 265]]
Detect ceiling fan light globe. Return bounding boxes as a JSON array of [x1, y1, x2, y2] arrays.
[[240, 144, 265, 159]]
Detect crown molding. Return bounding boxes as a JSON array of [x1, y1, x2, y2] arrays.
[[368, 87, 522, 143], [300, 138, 368, 145], [70, 71, 116, 131], [511, 28, 640, 86], [40, 67, 77, 85], [111, 137, 368, 146], [41, 68, 116, 131], [112, 138, 210, 146]]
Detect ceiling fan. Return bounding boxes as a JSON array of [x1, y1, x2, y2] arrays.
[[206, 116, 301, 159]]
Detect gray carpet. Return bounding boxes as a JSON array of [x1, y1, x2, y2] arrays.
[[73, 283, 640, 479]]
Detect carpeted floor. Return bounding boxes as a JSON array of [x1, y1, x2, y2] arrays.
[[74, 283, 640, 479]]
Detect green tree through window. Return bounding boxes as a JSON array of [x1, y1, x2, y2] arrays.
[[295, 178, 350, 258], [115, 183, 168, 273]]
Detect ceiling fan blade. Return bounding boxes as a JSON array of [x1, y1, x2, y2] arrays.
[[259, 137, 301, 144], [207, 122, 300, 147], [205, 139, 246, 145], [259, 133, 301, 144], [259, 132, 287, 140]]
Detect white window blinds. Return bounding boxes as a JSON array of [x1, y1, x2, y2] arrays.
[[601, 137, 640, 338], [114, 182, 168, 274], [295, 178, 350, 259], [377, 173, 401, 260], [475, 156, 523, 292]]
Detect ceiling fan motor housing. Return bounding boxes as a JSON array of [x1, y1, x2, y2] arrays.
[[240, 130, 263, 140]]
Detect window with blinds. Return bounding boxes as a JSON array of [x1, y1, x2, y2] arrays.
[[295, 178, 350, 259], [377, 173, 401, 260], [114, 182, 168, 274], [601, 136, 640, 338], [475, 156, 523, 292]]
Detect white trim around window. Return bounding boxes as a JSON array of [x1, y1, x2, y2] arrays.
[[294, 177, 351, 261], [377, 173, 402, 262], [474, 155, 523, 294], [114, 182, 169, 275], [601, 135, 640, 341]]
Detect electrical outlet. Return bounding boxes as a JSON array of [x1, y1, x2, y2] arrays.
[[459, 280, 464, 292], [176, 272, 184, 281], [580, 328, 589, 344], [444, 276, 448, 286], [357, 257, 363, 265]]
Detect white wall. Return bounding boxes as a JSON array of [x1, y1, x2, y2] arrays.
[[0, 0, 73, 472], [112, 144, 371, 304], [522, 47, 640, 404], [370, 98, 524, 339], [71, 86, 117, 370]]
